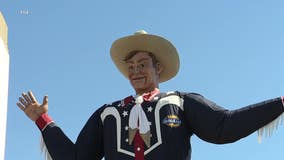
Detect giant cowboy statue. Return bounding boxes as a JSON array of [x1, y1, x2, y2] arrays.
[[17, 30, 284, 160]]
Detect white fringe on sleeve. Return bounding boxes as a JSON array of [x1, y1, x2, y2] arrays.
[[40, 136, 53, 160], [257, 112, 284, 143]]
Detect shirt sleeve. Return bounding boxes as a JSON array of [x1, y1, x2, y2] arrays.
[[182, 93, 284, 144], [39, 107, 105, 160]]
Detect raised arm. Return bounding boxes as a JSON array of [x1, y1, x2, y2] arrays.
[[183, 93, 284, 144], [17, 91, 104, 160]]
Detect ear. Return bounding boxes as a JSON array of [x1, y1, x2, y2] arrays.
[[155, 63, 164, 75]]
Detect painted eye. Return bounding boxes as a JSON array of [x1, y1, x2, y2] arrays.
[[128, 66, 134, 72]]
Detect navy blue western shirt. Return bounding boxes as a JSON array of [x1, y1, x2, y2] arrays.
[[39, 91, 284, 160]]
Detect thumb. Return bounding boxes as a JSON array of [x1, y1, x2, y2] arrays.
[[42, 95, 48, 105]]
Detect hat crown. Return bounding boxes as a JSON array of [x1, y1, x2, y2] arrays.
[[134, 30, 148, 35]]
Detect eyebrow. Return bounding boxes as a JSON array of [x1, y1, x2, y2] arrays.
[[126, 57, 151, 64]]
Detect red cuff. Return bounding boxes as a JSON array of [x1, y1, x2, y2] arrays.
[[281, 96, 284, 109], [36, 113, 53, 131]]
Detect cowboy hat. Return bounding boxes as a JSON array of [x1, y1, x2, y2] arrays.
[[110, 30, 180, 83]]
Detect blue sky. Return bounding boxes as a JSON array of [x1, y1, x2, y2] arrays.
[[2, 0, 284, 159]]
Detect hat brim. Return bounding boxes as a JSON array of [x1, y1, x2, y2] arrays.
[[110, 33, 179, 83]]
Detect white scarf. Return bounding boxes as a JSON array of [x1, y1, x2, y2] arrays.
[[129, 95, 150, 134]]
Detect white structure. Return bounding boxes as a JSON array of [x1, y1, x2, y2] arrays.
[[0, 12, 9, 160]]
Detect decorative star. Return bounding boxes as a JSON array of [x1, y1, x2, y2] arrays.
[[122, 111, 128, 117], [125, 138, 129, 143], [147, 106, 153, 112]]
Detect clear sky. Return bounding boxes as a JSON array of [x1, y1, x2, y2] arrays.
[[2, 0, 284, 159]]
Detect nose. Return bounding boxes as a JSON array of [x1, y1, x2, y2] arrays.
[[134, 66, 140, 73], [132, 65, 143, 74]]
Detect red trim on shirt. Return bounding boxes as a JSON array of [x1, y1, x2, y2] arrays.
[[281, 96, 284, 109], [127, 88, 160, 160], [134, 131, 145, 160], [124, 96, 134, 107], [36, 113, 53, 131]]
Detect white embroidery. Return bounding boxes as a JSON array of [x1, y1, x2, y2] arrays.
[[101, 107, 135, 157], [100, 95, 184, 156], [166, 91, 175, 95], [145, 95, 184, 155]]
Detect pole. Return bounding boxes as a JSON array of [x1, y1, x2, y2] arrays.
[[0, 11, 9, 160]]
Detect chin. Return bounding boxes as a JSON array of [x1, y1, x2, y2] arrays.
[[133, 85, 146, 92], [134, 86, 146, 91], [131, 82, 145, 88]]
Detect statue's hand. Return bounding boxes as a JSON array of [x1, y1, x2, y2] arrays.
[[17, 90, 48, 121]]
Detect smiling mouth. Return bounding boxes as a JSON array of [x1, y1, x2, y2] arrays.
[[132, 77, 144, 81]]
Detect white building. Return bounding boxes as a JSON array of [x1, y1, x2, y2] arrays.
[[0, 12, 9, 160]]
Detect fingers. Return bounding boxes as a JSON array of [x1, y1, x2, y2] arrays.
[[28, 90, 38, 103], [16, 102, 25, 111], [42, 95, 48, 105], [19, 97, 28, 106], [22, 92, 32, 103], [17, 90, 38, 111], [17, 95, 29, 112]]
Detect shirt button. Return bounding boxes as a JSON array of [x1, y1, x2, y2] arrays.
[[137, 147, 141, 151]]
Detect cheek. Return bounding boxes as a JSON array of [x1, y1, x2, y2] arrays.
[[127, 72, 133, 79]]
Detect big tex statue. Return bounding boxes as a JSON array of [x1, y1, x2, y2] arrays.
[[17, 30, 284, 160]]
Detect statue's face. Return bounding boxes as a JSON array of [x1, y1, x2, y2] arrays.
[[126, 51, 162, 94]]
